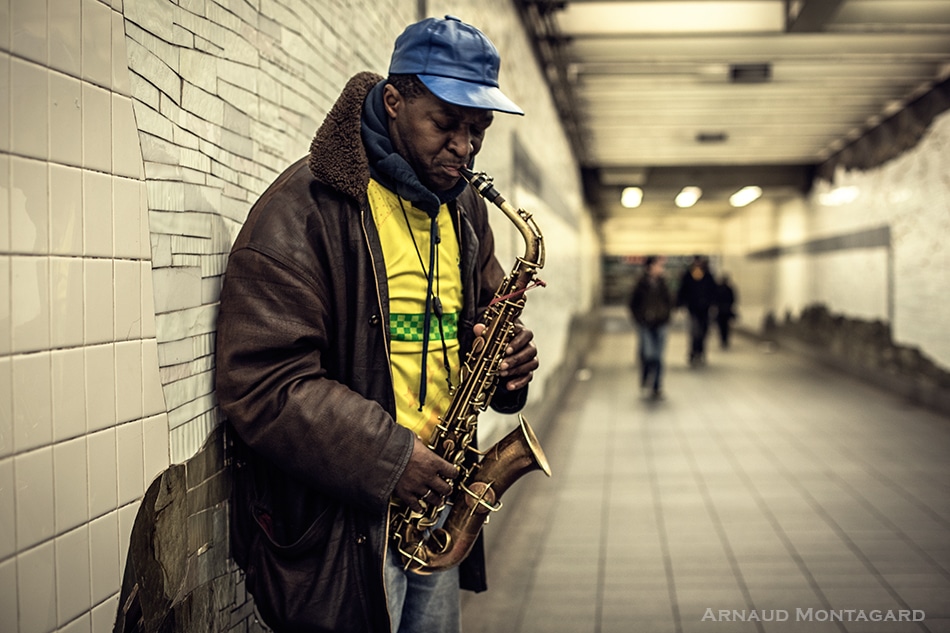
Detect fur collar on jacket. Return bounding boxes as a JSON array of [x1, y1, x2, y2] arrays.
[[307, 71, 381, 201]]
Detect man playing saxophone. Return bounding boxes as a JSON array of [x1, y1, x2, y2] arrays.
[[215, 15, 538, 633]]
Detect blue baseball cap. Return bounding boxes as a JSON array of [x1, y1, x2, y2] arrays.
[[389, 15, 524, 115]]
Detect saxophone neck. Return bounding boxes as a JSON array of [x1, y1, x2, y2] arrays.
[[461, 167, 545, 270]]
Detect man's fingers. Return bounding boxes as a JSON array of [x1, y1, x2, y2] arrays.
[[432, 475, 453, 498]]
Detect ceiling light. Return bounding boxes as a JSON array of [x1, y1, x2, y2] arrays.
[[675, 186, 702, 208], [621, 187, 643, 208], [819, 186, 859, 206], [560, 2, 785, 35], [729, 186, 763, 207]]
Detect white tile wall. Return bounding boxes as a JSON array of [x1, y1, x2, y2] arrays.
[[84, 344, 116, 432], [115, 419, 143, 505], [3, 2, 170, 631], [82, 0, 113, 89], [0, 457, 15, 558], [113, 261, 141, 341], [112, 96, 141, 179], [11, 0, 48, 66], [0, 156, 10, 252], [0, 258, 9, 355], [55, 525, 91, 626], [0, 56, 8, 157], [83, 259, 113, 345], [50, 73, 83, 167], [50, 258, 84, 349], [49, 0, 82, 78], [13, 352, 52, 451], [0, 359, 11, 456], [0, 556, 16, 633], [15, 445, 55, 550], [11, 58, 48, 160], [113, 178, 142, 258], [59, 615, 91, 633], [53, 436, 89, 530], [722, 110, 950, 370], [0, 0, 10, 57], [114, 341, 143, 423], [11, 156, 49, 254], [88, 510, 119, 605], [12, 256, 50, 352], [49, 165, 84, 255], [50, 347, 85, 441], [82, 171, 113, 259], [117, 496, 137, 571], [17, 540, 57, 633], [91, 596, 118, 633], [142, 413, 169, 486], [82, 83, 112, 174], [1, 0, 597, 630], [86, 428, 117, 518]]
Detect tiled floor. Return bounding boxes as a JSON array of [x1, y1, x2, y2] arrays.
[[461, 307, 950, 633]]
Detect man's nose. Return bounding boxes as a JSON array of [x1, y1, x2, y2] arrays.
[[448, 129, 474, 156]]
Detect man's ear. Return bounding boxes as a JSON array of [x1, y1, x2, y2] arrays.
[[383, 83, 402, 119]]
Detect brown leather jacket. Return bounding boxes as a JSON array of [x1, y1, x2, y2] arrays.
[[215, 71, 527, 633]]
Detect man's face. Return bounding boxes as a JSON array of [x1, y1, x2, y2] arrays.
[[384, 83, 494, 192]]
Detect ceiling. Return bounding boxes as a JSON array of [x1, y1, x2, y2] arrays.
[[514, 0, 950, 224]]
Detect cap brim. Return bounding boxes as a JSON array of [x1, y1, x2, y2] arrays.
[[419, 75, 524, 115]]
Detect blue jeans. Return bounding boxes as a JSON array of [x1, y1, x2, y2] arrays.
[[637, 324, 668, 391], [385, 545, 461, 633], [688, 312, 710, 361]]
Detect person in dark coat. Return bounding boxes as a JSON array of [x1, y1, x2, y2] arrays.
[[215, 17, 537, 633], [628, 256, 673, 398], [715, 273, 738, 349], [676, 255, 718, 366]]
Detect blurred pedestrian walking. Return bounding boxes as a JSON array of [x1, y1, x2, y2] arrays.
[[715, 273, 738, 349], [628, 256, 673, 398], [676, 255, 717, 366]]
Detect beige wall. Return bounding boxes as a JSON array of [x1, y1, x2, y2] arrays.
[[2, 0, 167, 631], [721, 110, 950, 369]]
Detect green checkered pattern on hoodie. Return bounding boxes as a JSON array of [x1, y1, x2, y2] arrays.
[[390, 311, 459, 342]]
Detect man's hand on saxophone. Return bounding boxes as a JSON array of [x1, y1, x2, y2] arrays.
[[394, 436, 459, 513], [474, 322, 539, 392], [394, 319, 538, 514]]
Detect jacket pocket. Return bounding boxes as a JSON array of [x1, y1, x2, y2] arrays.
[[227, 426, 377, 632], [251, 500, 332, 554], [244, 501, 372, 633]]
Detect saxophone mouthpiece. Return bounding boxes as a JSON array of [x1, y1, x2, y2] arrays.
[[460, 168, 503, 206]]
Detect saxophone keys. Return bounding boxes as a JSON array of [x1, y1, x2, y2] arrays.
[[427, 528, 452, 555], [460, 481, 501, 517]]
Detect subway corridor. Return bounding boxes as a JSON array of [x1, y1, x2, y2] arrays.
[[461, 306, 950, 633]]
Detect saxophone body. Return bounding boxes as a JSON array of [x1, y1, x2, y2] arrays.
[[389, 167, 552, 573]]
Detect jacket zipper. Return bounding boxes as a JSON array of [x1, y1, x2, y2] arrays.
[[360, 199, 397, 631]]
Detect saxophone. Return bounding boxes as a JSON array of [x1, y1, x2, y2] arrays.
[[389, 167, 552, 573]]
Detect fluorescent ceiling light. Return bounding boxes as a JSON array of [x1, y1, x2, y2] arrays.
[[675, 186, 702, 208], [559, 1, 785, 35], [729, 186, 763, 207], [819, 186, 859, 206], [621, 187, 643, 208]]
